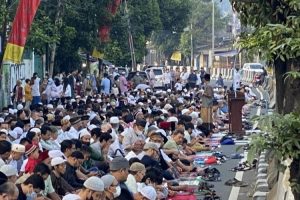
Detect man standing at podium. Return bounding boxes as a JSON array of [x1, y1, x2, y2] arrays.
[[201, 74, 214, 136], [233, 67, 242, 91]]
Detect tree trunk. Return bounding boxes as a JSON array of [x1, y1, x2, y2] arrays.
[[275, 58, 300, 114], [275, 58, 300, 199], [49, 44, 57, 77], [86, 53, 90, 73], [290, 159, 300, 200], [274, 58, 287, 114], [48, 0, 63, 77]]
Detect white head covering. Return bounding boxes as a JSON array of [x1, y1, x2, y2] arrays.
[[79, 129, 91, 138], [62, 194, 81, 200], [139, 186, 157, 200], [84, 177, 104, 192]]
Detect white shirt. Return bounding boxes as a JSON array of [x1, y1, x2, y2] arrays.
[[191, 129, 202, 138], [42, 175, 55, 196], [9, 159, 18, 172], [56, 129, 69, 143], [180, 72, 189, 83], [233, 69, 241, 90], [125, 151, 145, 161], [174, 83, 183, 91], [64, 84, 72, 97], [67, 127, 79, 139], [123, 127, 145, 149], [30, 118, 35, 127], [184, 131, 191, 144], [163, 72, 171, 84], [31, 77, 40, 96], [41, 139, 59, 151], [20, 159, 28, 173], [125, 174, 138, 194], [108, 139, 125, 159], [160, 149, 172, 163], [196, 74, 202, 85]]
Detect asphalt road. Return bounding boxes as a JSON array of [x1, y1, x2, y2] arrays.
[[197, 80, 268, 200]]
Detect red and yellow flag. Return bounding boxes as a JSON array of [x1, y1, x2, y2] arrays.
[[3, 0, 41, 63]]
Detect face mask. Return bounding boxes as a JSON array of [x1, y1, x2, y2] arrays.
[[82, 141, 90, 146], [135, 130, 143, 136], [90, 138, 95, 144], [65, 126, 71, 132], [113, 186, 121, 198], [154, 143, 161, 148], [26, 192, 37, 200]]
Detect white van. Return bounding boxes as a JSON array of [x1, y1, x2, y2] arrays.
[[242, 63, 264, 73], [145, 67, 164, 88]]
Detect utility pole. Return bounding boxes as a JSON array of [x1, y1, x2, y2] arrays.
[[211, 0, 215, 72], [49, 0, 63, 77], [124, 0, 136, 71], [190, 23, 193, 70]]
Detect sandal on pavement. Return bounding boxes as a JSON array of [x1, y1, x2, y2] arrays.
[[225, 178, 240, 186], [225, 178, 248, 187]]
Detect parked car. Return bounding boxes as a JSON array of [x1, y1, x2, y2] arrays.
[[106, 66, 128, 77], [145, 67, 164, 88], [127, 71, 150, 89], [242, 63, 264, 73]]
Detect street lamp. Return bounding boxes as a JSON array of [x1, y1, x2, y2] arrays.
[[212, 0, 215, 69], [190, 23, 193, 70], [209, 0, 215, 73]]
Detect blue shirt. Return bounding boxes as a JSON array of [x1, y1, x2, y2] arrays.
[[101, 77, 111, 95]]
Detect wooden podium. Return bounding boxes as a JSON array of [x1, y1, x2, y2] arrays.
[[228, 91, 245, 137]]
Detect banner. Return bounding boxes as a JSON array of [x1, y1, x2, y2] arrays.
[[171, 51, 182, 61], [92, 48, 104, 59], [3, 0, 41, 63]]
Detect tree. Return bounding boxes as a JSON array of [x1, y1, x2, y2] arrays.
[[0, 0, 19, 66], [152, 0, 192, 60], [230, 0, 300, 198], [103, 0, 162, 67], [179, 0, 227, 63], [25, 0, 113, 74]]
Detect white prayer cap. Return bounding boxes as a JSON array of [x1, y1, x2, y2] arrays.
[[17, 104, 23, 110]]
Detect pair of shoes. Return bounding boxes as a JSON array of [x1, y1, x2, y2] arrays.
[[213, 152, 227, 163], [204, 167, 220, 175], [231, 153, 244, 159], [198, 181, 214, 191], [203, 190, 221, 200], [225, 178, 248, 187], [243, 144, 250, 150], [230, 161, 252, 172], [202, 171, 221, 182]]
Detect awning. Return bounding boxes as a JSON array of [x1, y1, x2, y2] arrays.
[[214, 50, 239, 57], [102, 60, 113, 66]]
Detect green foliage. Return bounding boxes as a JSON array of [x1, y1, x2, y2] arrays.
[[284, 71, 300, 82], [179, 0, 227, 59], [248, 112, 300, 193], [0, 0, 7, 30], [231, 0, 300, 63], [248, 112, 300, 161], [26, 14, 60, 55], [151, 0, 192, 58], [103, 0, 162, 66]]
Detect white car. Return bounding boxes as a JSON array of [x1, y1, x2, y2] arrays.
[[242, 63, 264, 73], [145, 67, 164, 88]]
